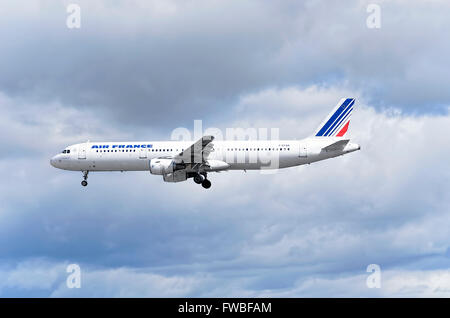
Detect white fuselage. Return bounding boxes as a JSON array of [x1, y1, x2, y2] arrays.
[[50, 138, 360, 172], [50, 97, 360, 188]]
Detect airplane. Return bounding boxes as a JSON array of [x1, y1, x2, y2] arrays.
[[50, 98, 360, 189]]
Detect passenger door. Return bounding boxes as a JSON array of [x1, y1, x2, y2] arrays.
[[78, 145, 86, 159], [299, 143, 307, 158], [139, 148, 147, 159]]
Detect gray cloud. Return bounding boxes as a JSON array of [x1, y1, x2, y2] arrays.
[[0, 0, 449, 131]]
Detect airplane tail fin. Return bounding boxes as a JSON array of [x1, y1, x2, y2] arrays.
[[314, 98, 355, 137]]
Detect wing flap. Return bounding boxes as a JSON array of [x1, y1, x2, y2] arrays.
[[175, 135, 214, 163]]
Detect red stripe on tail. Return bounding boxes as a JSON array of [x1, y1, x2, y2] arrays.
[[336, 121, 350, 137]]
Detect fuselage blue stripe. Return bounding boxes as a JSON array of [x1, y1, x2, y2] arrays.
[[327, 106, 353, 136], [323, 99, 354, 136], [315, 98, 353, 136]]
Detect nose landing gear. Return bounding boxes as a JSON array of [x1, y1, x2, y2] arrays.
[[81, 171, 89, 187]]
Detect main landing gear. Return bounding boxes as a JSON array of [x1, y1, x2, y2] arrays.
[[201, 178, 211, 189], [81, 171, 89, 187], [192, 172, 211, 189]]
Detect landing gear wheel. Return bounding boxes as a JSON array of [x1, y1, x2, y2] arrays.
[[81, 171, 89, 187], [201, 179, 211, 189], [193, 174, 204, 184]]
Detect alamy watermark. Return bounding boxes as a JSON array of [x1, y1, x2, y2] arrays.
[[66, 4, 81, 29], [366, 264, 381, 289], [171, 120, 283, 174], [66, 263, 81, 288], [366, 4, 381, 29]]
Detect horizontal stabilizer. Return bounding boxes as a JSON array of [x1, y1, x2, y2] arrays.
[[322, 139, 349, 151]]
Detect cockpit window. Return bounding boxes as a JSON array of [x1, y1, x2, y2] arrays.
[[67, 150, 70, 153], [62, 150, 66, 153], [62, 149, 70, 154]]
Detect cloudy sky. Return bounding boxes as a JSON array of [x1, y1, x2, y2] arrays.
[[1, 0, 450, 297]]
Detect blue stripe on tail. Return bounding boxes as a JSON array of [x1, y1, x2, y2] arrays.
[[315, 98, 353, 136], [324, 99, 354, 136]]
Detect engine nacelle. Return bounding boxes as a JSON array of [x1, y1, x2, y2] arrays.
[[205, 160, 230, 171], [149, 158, 174, 175], [163, 170, 187, 183]]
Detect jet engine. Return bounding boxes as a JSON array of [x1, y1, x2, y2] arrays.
[[149, 159, 175, 175], [149, 158, 186, 175]]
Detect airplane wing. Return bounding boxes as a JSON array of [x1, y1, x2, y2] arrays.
[[174, 135, 215, 164], [322, 139, 349, 151]]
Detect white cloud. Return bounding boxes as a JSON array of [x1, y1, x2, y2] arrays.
[[2, 259, 450, 297], [0, 259, 66, 292], [51, 267, 205, 297]]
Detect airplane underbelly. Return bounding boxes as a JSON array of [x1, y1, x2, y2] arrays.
[[73, 157, 149, 171]]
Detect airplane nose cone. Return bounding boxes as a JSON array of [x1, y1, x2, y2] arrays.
[[50, 156, 57, 167]]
